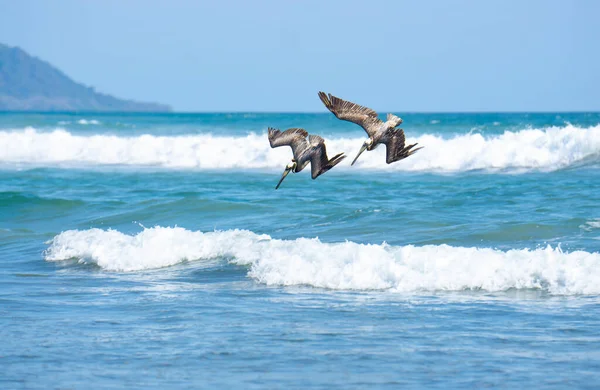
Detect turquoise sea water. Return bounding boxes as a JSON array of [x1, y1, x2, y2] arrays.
[[2, 112, 600, 388]]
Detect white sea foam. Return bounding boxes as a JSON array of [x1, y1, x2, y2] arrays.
[[44, 227, 600, 295], [56, 119, 101, 125], [2, 124, 600, 172], [77, 119, 101, 125], [581, 219, 600, 231]]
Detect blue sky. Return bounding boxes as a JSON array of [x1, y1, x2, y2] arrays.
[[1, 0, 598, 112]]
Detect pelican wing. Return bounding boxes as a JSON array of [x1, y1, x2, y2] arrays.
[[268, 127, 310, 160], [307, 136, 328, 179], [318, 92, 382, 137], [268, 127, 308, 147], [308, 134, 325, 147], [306, 135, 346, 179], [381, 128, 422, 164]]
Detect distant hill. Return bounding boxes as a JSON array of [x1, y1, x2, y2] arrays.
[[0, 43, 171, 112]]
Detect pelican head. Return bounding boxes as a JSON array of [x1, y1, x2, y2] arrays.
[[351, 138, 373, 166], [275, 160, 297, 189]]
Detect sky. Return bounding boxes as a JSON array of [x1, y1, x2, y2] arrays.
[[1, 0, 599, 112]]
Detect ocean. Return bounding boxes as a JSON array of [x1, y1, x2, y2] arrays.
[[1, 111, 600, 388]]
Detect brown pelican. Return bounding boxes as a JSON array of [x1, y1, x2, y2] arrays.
[[268, 127, 346, 189], [318, 92, 422, 165]]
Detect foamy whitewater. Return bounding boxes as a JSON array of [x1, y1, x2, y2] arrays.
[[45, 227, 600, 295], [1, 123, 600, 172], [3, 112, 600, 388]]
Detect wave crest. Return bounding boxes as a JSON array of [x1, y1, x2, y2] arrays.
[[2, 124, 600, 172], [44, 227, 600, 295]]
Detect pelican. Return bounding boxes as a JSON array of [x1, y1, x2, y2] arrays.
[[268, 127, 346, 189], [318, 92, 422, 166]]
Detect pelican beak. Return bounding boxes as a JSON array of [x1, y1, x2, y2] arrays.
[[351, 143, 368, 166], [275, 166, 292, 189]]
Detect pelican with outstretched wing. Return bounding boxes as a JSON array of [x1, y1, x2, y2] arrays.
[[318, 92, 422, 165], [268, 127, 346, 189]]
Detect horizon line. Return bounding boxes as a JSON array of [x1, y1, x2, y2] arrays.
[[1, 110, 600, 115]]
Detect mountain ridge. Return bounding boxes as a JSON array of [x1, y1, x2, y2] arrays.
[[0, 43, 171, 112]]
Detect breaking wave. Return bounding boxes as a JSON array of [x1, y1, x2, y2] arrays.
[[45, 227, 600, 295], [3, 124, 600, 172]]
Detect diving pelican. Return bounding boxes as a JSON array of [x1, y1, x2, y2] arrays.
[[318, 92, 422, 165], [268, 127, 346, 189]]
